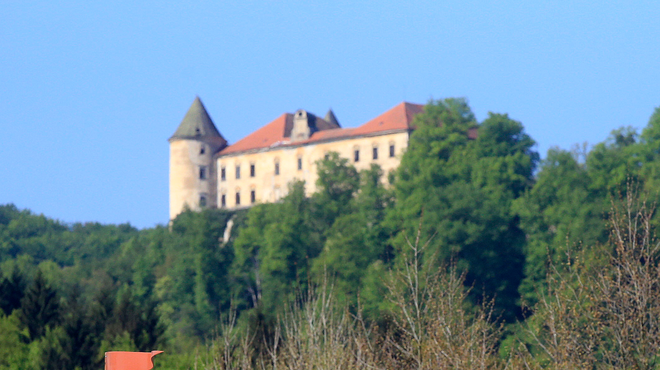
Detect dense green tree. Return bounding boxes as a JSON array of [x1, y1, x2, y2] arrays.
[[586, 126, 640, 195], [58, 286, 102, 370], [0, 268, 25, 316], [0, 313, 30, 369], [18, 269, 60, 341], [312, 164, 392, 308], [311, 152, 360, 229], [109, 288, 164, 352], [233, 181, 321, 314], [390, 100, 537, 320], [514, 148, 606, 303], [160, 209, 234, 337], [637, 106, 660, 218]]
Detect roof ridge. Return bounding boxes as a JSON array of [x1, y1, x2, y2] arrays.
[[218, 102, 424, 156]]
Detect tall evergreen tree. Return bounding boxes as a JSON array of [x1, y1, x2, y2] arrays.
[[0, 268, 25, 316], [59, 286, 102, 370], [109, 288, 164, 351], [18, 269, 60, 340]]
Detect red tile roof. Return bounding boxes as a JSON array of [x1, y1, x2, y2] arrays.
[[219, 113, 290, 155], [352, 102, 424, 136], [218, 102, 425, 156]]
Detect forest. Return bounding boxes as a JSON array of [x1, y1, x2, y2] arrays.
[[2, 99, 660, 369]]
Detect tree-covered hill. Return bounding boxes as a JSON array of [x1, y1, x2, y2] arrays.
[[2, 100, 660, 369]]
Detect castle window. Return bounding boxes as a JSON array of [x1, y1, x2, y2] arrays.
[[389, 144, 395, 157], [200, 146, 205, 155], [354, 149, 360, 162], [297, 157, 302, 171], [199, 166, 207, 180], [221, 167, 226, 181], [373, 147, 378, 160], [236, 165, 241, 179], [236, 192, 241, 206], [275, 162, 280, 175], [251, 190, 256, 204], [250, 164, 255, 177], [221, 194, 226, 208], [199, 194, 207, 208]]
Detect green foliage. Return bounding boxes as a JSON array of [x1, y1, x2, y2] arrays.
[[514, 148, 606, 303], [0, 268, 25, 316], [233, 181, 320, 314], [4, 99, 660, 368], [390, 100, 537, 320], [586, 126, 640, 194], [312, 152, 359, 228], [0, 313, 30, 370], [312, 163, 392, 309], [58, 286, 103, 370], [18, 269, 60, 341]]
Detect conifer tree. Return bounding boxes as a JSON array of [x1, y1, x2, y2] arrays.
[[0, 268, 25, 315], [18, 269, 60, 340]]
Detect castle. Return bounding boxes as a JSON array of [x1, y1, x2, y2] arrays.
[[169, 97, 425, 220]]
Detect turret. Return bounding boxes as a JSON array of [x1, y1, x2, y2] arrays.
[[169, 97, 227, 220], [324, 109, 340, 127]]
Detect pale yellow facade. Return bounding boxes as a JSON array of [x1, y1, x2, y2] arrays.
[[169, 140, 222, 219], [216, 131, 409, 208], [169, 99, 423, 219]]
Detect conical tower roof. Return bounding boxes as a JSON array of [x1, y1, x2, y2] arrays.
[[324, 109, 340, 128], [169, 97, 226, 146]]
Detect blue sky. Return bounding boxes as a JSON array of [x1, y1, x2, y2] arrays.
[[1, 1, 659, 228]]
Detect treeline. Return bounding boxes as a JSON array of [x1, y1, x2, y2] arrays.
[[2, 99, 660, 369]]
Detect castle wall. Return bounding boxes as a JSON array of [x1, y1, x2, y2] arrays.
[[216, 131, 409, 208], [169, 140, 218, 219]]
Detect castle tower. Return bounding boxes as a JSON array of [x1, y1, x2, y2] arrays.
[[169, 97, 227, 220]]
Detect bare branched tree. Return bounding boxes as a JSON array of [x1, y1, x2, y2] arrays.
[[385, 221, 503, 370], [521, 184, 660, 369]]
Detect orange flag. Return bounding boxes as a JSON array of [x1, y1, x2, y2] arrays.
[[105, 351, 163, 370]]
